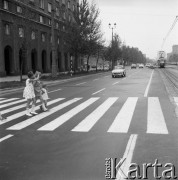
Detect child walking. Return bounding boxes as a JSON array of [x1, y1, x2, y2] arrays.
[[33, 71, 48, 112], [23, 71, 39, 116], [41, 84, 49, 108]]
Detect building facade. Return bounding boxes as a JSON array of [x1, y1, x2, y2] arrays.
[[0, 0, 80, 76]]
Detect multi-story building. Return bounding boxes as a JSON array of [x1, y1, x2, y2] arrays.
[[0, 0, 79, 76]]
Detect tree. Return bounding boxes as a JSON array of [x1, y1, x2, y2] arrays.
[[65, 0, 103, 72]]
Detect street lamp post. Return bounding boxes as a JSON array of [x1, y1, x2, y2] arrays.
[[109, 23, 116, 70]]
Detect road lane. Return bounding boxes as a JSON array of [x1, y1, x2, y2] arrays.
[[0, 67, 178, 180]]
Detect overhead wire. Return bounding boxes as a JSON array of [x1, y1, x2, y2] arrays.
[[161, 16, 178, 50]]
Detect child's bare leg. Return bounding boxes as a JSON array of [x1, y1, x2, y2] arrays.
[[31, 98, 38, 114], [26, 99, 32, 116], [40, 96, 47, 111]]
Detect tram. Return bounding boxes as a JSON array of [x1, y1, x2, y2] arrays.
[[157, 51, 166, 68]]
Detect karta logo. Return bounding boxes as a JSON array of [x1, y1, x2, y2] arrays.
[[105, 158, 177, 179]]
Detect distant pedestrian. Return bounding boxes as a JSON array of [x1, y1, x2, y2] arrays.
[[23, 71, 39, 116], [33, 71, 48, 112], [0, 112, 6, 120]]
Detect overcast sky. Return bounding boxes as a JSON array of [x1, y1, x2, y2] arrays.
[[93, 0, 178, 59]]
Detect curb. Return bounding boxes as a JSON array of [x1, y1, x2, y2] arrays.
[[0, 71, 110, 95]]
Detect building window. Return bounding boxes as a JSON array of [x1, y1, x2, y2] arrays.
[[31, 31, 35, 40], [69, 15, 71, 22], [41, 33, 45, 42], [63, 25, 65, 31], [3, 0, 9, 10], [73, 4, 75, 11], [19, 27, 24, 38], [48, 19, 51, 26], [39, 15, 44, 23], [57, 38, 60, 45], [39, 0, 44, 9], [5, 24, 10, 35], [48, 3, 52, 13], [56, 7, 59, 16], [56, 0, 59, 2], [50, 35, 52, 43], [56, 22, 59, 29], [67, 1, 70, 9], [62, 0, 65, 4], [17, 6, 22, 13], [63, 12, 66, 20]]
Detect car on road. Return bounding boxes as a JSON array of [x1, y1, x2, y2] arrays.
[[112, 65, 126, 78], [131, 64, 137, 69], [139, 64, 144, 68], [145, 63, 151, 67]]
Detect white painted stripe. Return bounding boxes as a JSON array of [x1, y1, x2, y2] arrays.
[[76, 82, 86, 86], [1, 103, 26, 114], [7, 98, 81, 130], [72, 97, 118, 132], [147, 97, 168, 134], [49, 89, 61, 93], [108, 97, 138, 133], [0, 98, 19, 104], [116, 134, 138, 180], [38, 98, 99, 131], [0, 98, 6, 100], [0, 134, 14, 143], [0, 98, 64, 125], [92, 88, 105, 95], [0, 99, 26, 109], [112, 81, 120, 85], [144, 70, 154, 97], [174, 97, 178, 105], [93, 78, 99, 81]]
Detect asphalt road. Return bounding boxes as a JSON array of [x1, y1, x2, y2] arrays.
[[0, 67, 178, 180]]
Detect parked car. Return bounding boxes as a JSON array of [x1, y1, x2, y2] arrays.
[[139, 64, 144, 68], [112, 65, 126, 78], [131, 64, 137, 69]]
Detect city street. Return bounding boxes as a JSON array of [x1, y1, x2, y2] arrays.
[[0, 66, 178, 180]]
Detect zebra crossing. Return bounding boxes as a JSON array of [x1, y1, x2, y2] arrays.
[[0, 96, 177, 134]]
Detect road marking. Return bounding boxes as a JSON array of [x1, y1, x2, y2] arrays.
[[112, 81, 120, 85], [144, 70, 154, 97], [0, 134, 14, 143], [49, 89, 61, 93], [147, 97, 168, 134], [92, 88, 105, 95], [0, 98, 64, 125], [173, 97, 178, 105], [7, 98, 81, 130], [108, 97, 138, 133], [38, 98, 99, 131], [72, 97, 118, 132], [0, 99, 26, 109], [93, 78, 99, 81], [104, 75, 109, 78], [0, 98, 6, 100], [76, 82, 86, 86], [0, 98, 19, 104], [117, 134, 138, 179]]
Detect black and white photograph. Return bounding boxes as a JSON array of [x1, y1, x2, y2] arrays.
[[0, 0, 178, 179]]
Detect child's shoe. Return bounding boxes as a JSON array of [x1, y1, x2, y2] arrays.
[[30, 105, 38, 115], [26, 108, 32, 116]]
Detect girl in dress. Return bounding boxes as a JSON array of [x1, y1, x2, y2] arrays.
[[23, 71, 39, 116]]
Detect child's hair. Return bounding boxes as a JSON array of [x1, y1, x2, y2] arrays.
[[27, 71, 34, 78], [35, 71, 41, 78], [42, 84, 47, 88]]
